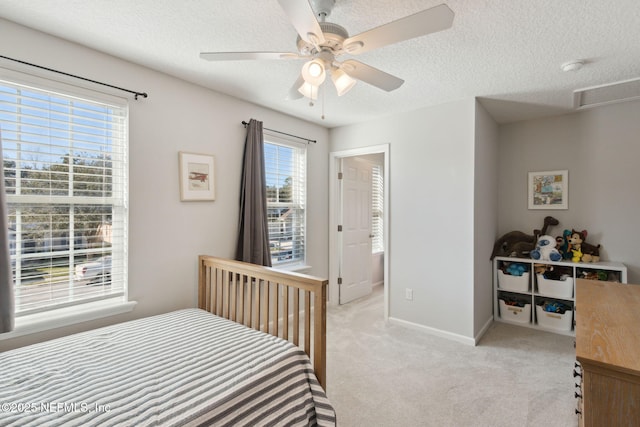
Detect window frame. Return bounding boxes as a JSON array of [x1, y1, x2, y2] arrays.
[[264, 137, 307, 267], [0, 69, 133, 339]]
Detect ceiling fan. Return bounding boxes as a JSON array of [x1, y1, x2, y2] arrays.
[[200, 0, 454, 101]]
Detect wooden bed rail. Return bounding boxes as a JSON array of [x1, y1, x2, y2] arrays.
[[198, 255, 328, 390]]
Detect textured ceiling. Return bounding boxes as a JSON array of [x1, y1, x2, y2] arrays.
[[1, 0, 639, 128]]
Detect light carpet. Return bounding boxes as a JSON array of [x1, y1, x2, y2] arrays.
[[325, 286, 579, 427]]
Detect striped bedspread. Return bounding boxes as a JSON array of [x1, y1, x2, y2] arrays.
[[0, 309, 336, 426]]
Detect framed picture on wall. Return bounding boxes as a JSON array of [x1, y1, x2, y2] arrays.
[[179, 152, 215, 201], [528, 170, 568, 210]]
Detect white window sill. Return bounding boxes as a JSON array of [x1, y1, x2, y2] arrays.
[[0, 299, 137, 341], [273, 263, 312, 274]]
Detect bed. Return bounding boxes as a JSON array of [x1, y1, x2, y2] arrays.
[[0, 256, 335, 426]]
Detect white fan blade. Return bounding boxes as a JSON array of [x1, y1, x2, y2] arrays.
[[342, 4, 454, 55], [199, 52, 302, 61], [277, 0, 325, 45], [287, 75, 305, 100], [341, 60, 404, 92]]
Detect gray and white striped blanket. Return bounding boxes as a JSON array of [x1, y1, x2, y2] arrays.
[[0, 309, 336, 426]]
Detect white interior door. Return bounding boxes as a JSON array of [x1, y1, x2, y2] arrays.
[[339, 157, 373, 304]]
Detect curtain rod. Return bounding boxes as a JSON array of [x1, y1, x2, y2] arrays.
[[242, 120, 316, 144], [0, 55, 148, 100]]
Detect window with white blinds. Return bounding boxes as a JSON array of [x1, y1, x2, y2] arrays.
[[0, 77, 128, 316], [371, 164, 384, 253], [264, 140, 306, 265]]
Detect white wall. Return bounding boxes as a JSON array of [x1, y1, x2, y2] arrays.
[[498, 99, 640, 283], [473, 101, 499, 338], [0, 19, 329, 350], [330, 99, 478, 340]]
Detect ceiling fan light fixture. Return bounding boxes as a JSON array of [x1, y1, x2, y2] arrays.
[[298, 81, 319, 100], [302, 59, 326, 85], [332, 68, 356, 96], [308, 62, 323, 77]]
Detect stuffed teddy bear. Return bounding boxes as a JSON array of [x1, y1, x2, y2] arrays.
[[530, 235, 562, 262]]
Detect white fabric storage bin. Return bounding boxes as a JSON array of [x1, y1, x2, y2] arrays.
[[499, 300, 531, 324], [497, 270, 530, 292], [537, 274, 574, 298], [536, 305, 573, 331]]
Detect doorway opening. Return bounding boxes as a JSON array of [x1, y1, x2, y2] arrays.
[[329, 144, 389, 320]]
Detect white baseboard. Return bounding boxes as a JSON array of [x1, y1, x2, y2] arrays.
[[372, 281, 384, 288], [388, 316, 476, 346], [473, 316, 494, 345]]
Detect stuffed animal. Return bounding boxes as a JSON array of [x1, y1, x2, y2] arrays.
[[567, 230, 584, 261], [557, 230, 573, 260], [571, 245, 583, 263], [544, 266, 571, 281], [576, 230, 601, 263], [567, 229, 601, 263], [490, 216, 559, 259], [536, 264, 572, 280], [580, 270, 609, 281], [530, 235, 562, 262], [505, 262, 527, 276], [534, 264, 548, 275]]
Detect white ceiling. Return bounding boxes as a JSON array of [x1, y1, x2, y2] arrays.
[[2, 0, 639, 128]]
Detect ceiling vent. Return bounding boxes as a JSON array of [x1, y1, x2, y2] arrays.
[[574, 77, 640, 109]]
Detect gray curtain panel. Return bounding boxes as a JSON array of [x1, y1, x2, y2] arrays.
[[0, 135, 15, 333], [235, 119, 272, 267]]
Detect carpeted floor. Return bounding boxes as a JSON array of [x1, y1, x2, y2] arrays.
[[325, 285, 579, 427]]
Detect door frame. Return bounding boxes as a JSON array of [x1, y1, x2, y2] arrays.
[[329, 144, 390, 320]]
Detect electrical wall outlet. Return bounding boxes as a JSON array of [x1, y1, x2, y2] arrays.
[[405, 288, 413, 301]]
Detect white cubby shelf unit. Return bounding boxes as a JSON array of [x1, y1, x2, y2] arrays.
[[493, 256, 627, 336]]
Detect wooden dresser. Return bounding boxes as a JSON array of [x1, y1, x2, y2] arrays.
[[575, 279, 640, 426]]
